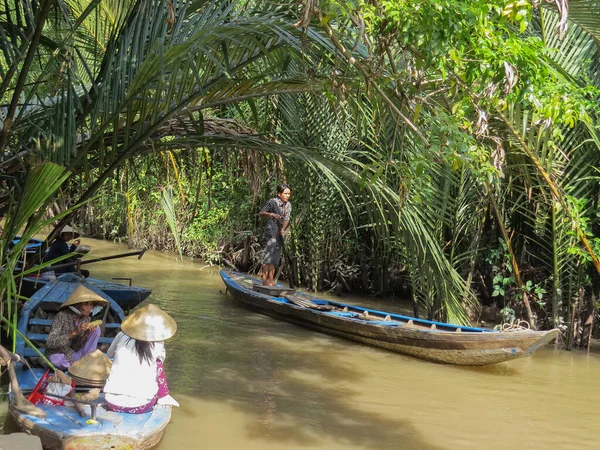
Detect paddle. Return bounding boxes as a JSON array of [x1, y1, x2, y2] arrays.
[[16, 249, 146, 278], [274, 236, 297, 288]]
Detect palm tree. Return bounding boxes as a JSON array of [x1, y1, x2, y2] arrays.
[[3, 0, 600, 332]]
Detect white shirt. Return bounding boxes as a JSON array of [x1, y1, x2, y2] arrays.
[[104, 332, 165, 407]]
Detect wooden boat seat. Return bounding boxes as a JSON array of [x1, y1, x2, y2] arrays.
[[23, 348, 45, 357], [29, 318, 120, 329], [253, 285, 296, 296], [284, 295, 332, 310], [326, 311, 360, 318], [368, 320, 402, 326], [26, 333, 114, 345]]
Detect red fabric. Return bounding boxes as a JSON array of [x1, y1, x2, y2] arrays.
[[28, 370, 76, 406]]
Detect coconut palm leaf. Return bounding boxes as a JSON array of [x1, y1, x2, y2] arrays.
[[0, 162, 70, 351], [161, 185, 184, 263]]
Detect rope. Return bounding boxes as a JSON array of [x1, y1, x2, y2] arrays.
[[494, 319, 531, 332]]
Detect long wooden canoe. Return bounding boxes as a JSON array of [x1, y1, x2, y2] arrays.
[[221, 270, 559, 366], [10, 273, 171, 449]]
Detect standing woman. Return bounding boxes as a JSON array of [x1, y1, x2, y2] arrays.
[[104, 304, 179, 414], [258, 183, 292, 286], [45, 285, 107, 370]]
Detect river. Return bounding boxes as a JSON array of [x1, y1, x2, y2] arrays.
[[2, 238, 599, 449]]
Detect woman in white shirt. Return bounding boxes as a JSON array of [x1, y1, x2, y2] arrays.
[[104, 304, 178, 413]]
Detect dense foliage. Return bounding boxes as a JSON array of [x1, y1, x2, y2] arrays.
[[2, 0, 600, 344]]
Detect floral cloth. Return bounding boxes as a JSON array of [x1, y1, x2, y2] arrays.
[[45, 309, 93, 364]]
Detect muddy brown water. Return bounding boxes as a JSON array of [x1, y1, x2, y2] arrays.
[[2, 238, 599, 449]]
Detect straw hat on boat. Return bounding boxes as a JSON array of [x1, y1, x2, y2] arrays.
[[60, 285, 108, 309], [68, 350, 112, 383], [121, 304, 177, 342], [60, 224, 81, 239]]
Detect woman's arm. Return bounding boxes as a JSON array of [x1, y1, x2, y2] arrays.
[[259, 210, 281, 220], [259, 200, 281, 221]]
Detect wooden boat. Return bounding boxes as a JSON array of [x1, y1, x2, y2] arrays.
[[10, 273, 172, 449], [19, 275, 152, 311], [221, 270, 559, 366], [11, 236, 151, 310]]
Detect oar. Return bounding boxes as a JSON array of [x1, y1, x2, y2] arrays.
[[273, 235, 287, 284], [16, 249, 146, 278], [275, 220, 298, 287], [274, 236, 297, 288]]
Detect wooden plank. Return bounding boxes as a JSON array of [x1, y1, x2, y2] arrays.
[[284, 295, 332, 311], [29, 318, 119, 328], [35, 281, 71, 304], [252, 285, 296, 296], [25, 333, 113, 345]]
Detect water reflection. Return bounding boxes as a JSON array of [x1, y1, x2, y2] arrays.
[[3, 238, 599, 449]]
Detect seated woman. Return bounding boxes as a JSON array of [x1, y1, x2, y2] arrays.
[[45, 285, 107, 370], [104, 304, 179, 414], [44, 225, 90, 278]]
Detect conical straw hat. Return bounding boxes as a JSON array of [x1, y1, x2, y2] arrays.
[[121, 304, 177, 342], [60, 284, 108, 309], [68, 350, 112, 382], [69, 376, 106, 388], [60, 224, 81, 239]]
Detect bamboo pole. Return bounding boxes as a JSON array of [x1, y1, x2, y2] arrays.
[[16, 249, 146, 279]]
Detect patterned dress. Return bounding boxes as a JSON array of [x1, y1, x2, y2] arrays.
[[45, 309, 92, 364], [260, 197, 292, 266]]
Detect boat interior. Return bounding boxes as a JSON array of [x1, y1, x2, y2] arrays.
[[229, 271, 494, 334]]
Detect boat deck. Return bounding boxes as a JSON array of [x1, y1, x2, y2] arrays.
[[232, 273, 493, 333], [12, 369, 171, 450]]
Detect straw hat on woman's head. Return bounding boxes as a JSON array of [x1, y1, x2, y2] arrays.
[[121, 304, 177, 342], [60, 285, 108, 309], [60, 224, 81, 240]]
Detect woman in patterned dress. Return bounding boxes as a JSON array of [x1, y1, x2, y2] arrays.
[[258, 183, 292, 286], [45, 284, 107, 370]]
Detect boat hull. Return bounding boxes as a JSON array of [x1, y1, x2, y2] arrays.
[[9, 402, 170, 450], [221, 270, 559, 366], [12, 276, 170, 449]]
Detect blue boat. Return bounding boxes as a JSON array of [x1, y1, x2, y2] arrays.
[[11, 236, 152, 310], [9, 273, 172, 449], [221, 270, 559, 366], [11, 236, 44, 258], [20, 275, 152, 311]]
